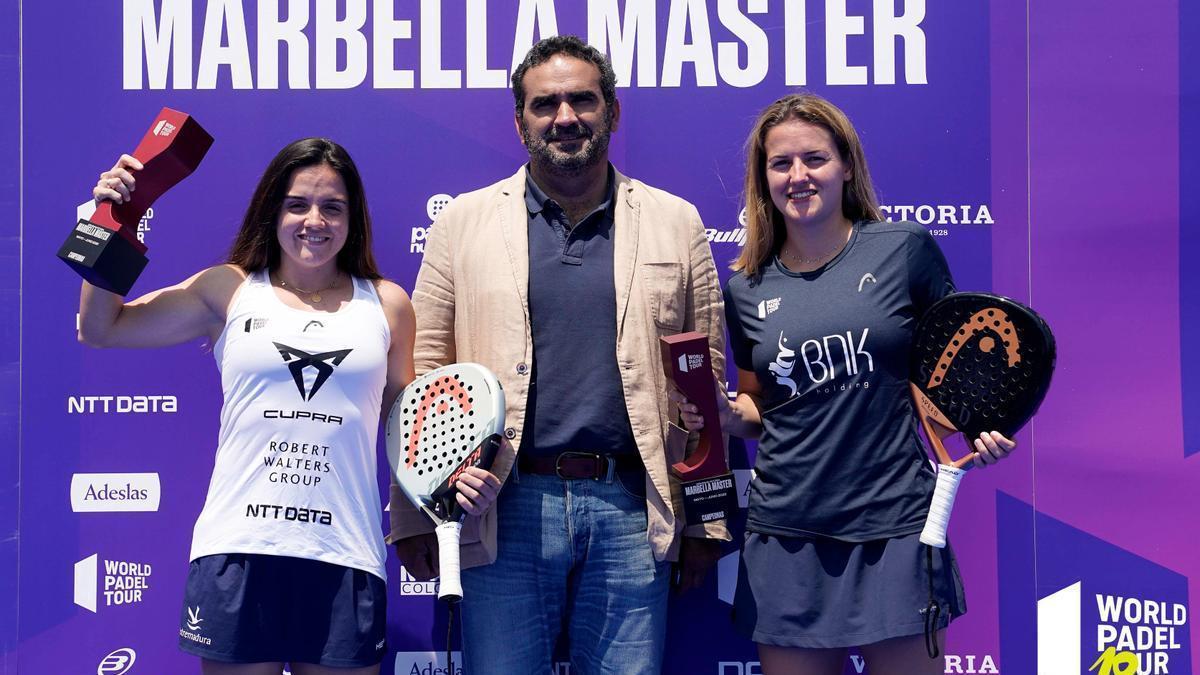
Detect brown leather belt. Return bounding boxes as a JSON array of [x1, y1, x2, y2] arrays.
[[518, 451, 644, 480]]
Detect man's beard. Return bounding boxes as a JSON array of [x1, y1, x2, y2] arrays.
[[521, 115, 612, 175]]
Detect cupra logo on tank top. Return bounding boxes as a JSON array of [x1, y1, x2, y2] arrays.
[[272, 343, 353, 400]]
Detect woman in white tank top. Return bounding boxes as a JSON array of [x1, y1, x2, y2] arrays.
[[79, 138, 501, 675]]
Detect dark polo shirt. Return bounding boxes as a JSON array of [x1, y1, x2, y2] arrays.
[[519, 166, 637, 458]]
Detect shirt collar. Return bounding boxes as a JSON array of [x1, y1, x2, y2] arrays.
[[524, 163, 617, 222]]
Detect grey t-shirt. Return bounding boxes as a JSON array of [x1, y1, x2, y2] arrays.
[[724, 221, 955, 541]]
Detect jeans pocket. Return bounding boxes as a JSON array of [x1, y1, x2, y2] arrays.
[[614, 471, 648, 503]]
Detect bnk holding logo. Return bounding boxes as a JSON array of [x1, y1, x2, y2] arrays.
[[71, 473, 160, 512], [75, 554, 152, 612]]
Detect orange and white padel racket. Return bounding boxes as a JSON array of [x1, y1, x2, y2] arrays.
[[385, 363, 504, 602], [909, 293, 1055, 548]]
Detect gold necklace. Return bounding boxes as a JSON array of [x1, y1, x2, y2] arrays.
[[782, 242, 840, 266], [276, 272, 340, 303], [781, 228, 853, 266]]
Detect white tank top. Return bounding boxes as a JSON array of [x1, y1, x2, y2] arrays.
[[190, 269, 390, 580]]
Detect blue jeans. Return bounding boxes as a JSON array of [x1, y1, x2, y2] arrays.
[[460, 469, 670, 674]]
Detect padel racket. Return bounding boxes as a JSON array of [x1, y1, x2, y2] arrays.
[[385, 363, 505, 602], [910, 293, 1055, 548]]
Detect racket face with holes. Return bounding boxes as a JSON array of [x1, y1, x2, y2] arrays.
[[909, 293, 1056, 440], [385, 363, 505, 520]]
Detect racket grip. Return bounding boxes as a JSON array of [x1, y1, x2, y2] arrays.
[[435, 521, 464, 603], [920, 464, 966, 548]]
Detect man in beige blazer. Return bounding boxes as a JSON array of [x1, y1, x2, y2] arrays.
[[387, 35, 728, 673]]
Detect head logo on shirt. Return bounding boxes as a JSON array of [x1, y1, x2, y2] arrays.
[[273, 343, 353, 400], [858, 273, 878, 292]]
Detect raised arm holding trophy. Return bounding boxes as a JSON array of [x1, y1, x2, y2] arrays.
[[58, 107, 212, 296], [72, 131, 499, 675]]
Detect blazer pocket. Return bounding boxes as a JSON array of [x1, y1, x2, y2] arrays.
[[640, 262, 685, 331]]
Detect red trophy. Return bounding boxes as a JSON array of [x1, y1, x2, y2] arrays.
[[58, 107, 213, 295], [661, 332, 737, 525]]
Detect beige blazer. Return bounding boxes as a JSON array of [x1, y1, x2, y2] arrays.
[[386, 166, 729, 568]]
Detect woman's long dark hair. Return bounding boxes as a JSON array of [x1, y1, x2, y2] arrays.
[[226, 138, 381, 279]]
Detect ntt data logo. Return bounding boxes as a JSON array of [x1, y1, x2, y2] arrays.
[[74, 554, 152, 612], [71, 473, 161, 512], [67, 395, 178, 414], [97, 647, 136, 674]]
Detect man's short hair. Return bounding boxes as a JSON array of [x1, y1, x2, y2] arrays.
[[511, 35, 618, 117]]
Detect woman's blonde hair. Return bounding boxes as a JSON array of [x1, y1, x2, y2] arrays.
[[733, 94, 883, 277]]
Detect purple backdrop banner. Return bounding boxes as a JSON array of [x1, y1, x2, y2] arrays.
[[6, 1, 1195, 673]]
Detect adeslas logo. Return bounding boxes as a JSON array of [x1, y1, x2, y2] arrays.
[[71, 473, 161, 512]]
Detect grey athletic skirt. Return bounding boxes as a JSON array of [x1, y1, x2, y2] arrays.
[[732, 530, 967, 648]]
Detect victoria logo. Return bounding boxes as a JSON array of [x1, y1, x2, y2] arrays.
[[273, 343, 352, 400], [97, 647, 136, 674]]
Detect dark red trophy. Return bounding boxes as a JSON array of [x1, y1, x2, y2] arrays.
[[58, 107, 213, 295], [661, 332, 738, 525]]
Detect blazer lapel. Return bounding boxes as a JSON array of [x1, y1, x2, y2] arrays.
[[613, 169, 640, 332], [498, 167, 531, 320]]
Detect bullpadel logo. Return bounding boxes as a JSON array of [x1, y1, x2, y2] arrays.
[[97, 647, 136, 674], [71, 473, 160, 512]]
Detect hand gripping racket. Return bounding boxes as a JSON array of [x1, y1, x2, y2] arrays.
[[910, 293, 1055, 548], [386, 363, 505, 602]]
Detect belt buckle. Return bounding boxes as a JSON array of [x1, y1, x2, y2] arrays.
[[555, 451, 605, 480]]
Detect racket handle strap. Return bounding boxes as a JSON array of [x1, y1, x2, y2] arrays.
[[435, 521, 464, 603], [920, 464, 966, 549]]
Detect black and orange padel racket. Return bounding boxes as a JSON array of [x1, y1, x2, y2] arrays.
[[909, 293, 1055, 548], [385, 363, 505, 602]]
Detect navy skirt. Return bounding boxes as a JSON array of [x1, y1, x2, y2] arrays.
[[178, 553, 388, 667], [732, 531, 966, 648]]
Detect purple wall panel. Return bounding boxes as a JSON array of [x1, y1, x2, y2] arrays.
[[1030, 0, 1196, 671], [11, 1, 1196, 673], [1, 0, 19, 671]]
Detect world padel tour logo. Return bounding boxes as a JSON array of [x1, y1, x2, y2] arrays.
[[1040, 581, 1189, 675], [273, 342, 352, 400], [74, 554, 152, 612], [998, 493, 1193, 674]]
